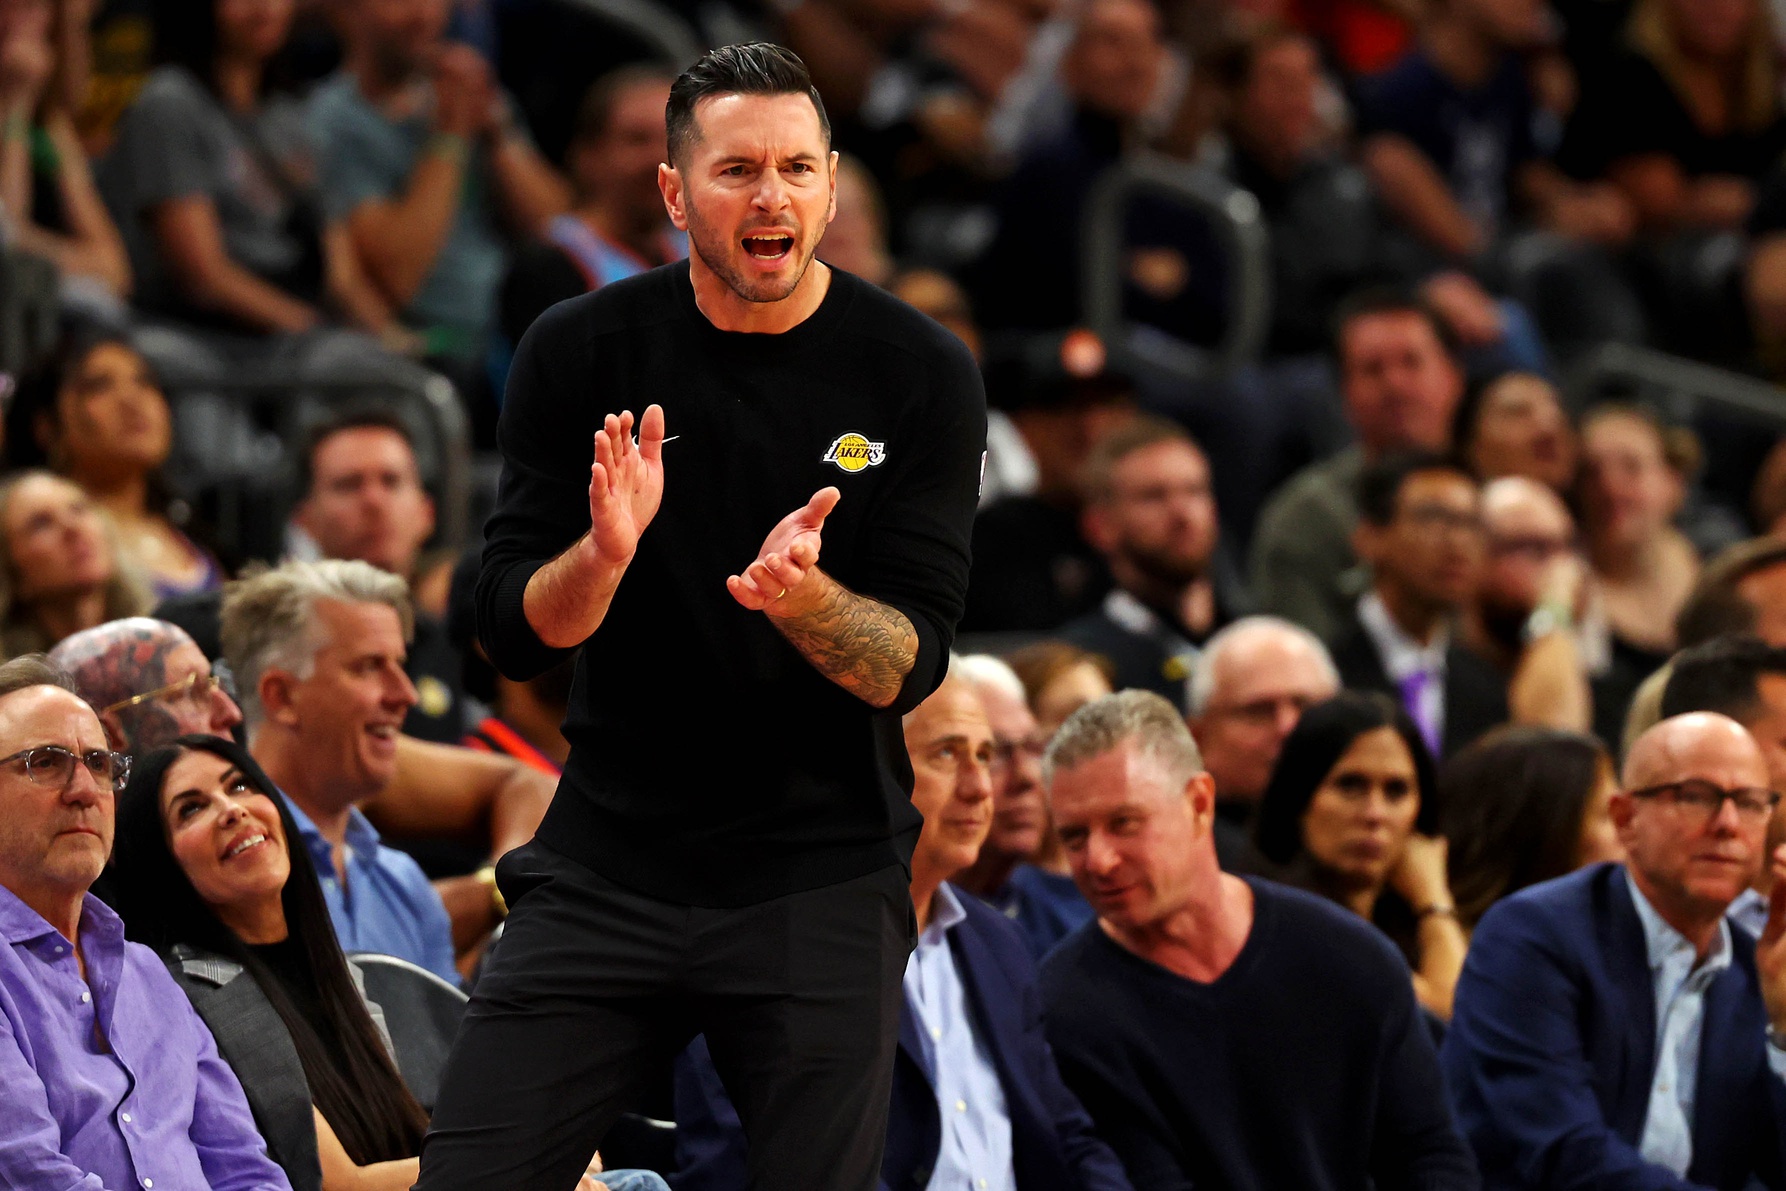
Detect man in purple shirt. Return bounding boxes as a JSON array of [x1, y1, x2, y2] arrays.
[[0, 654, 290, 1191]]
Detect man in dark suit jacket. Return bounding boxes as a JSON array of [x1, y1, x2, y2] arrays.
[[1329, 450, 1507, 759], [670, 675, 1132, 1191], [1442, 712, 1786, 1189]]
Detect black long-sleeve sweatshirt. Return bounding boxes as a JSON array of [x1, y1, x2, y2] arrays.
[[476, 262, 987, 907]]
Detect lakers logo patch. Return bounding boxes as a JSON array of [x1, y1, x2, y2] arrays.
[[822, 433, 887, 473]]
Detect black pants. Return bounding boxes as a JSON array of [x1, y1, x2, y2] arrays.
[[413, 841, 914, 1191]]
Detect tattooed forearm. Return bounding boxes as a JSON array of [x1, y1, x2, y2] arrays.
[[770, 569, 918, 708]]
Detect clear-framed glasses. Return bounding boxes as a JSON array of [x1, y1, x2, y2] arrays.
[[0, 745, 131, 791], [990, 735, 1049, 773], [1628, 779, 1780, 825], [100, 660, 235, 717]]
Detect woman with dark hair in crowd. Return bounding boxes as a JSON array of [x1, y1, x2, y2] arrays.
[[107, 734, 647, 1191], [1441, 726, 1623, 930], [97, 0, 393, 336], [1452, 372, 1578, 495], [0, 468, 149, 655], [1255, 691, 1468, 1019], [8, 331, 224, 598]]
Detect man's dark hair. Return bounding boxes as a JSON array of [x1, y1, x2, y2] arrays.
[[1356, 450, 1471, 527], [1659, 634, 1786, 723], [0, 654, 77, 702], [298, 408, 418, 498], [665, 43, 831, 167], [571, 62, 677, 146], [1676, 536, 1786, 648], [1332, 284, 1459, 367]]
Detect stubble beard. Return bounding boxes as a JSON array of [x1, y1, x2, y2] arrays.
[[684, 197, 820, 305]]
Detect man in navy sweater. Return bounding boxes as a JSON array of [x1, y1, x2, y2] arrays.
[[1443, 712, 1786, 1188], [1039, 690, 1478, 1190], [671, 672, 1132, 1191]]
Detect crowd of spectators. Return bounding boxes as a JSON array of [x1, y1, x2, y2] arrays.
[[7, 0, 1786, 1185]]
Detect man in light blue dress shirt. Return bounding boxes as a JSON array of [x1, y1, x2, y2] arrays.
[[1444, 712, 1786, 1188]]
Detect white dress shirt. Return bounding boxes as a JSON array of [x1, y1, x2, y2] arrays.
[[1357, 592, 1448, 744]]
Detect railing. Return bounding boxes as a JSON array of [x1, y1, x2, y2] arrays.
[[1565, 341, 1786, 432]]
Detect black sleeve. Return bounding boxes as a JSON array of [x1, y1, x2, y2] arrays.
[[499, 242, 588, 347], [852, 338, 986, 714], [1373, 971, 1481, 1191]]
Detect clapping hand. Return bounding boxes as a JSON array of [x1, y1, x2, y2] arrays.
[[586, 406, 665, 566], [727, 487, 839, 614]]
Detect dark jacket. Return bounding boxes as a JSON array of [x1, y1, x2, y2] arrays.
[[671, 888, 1133, 1191], [1441, 863, 1786, 1188], [1328, 606, 1509, 759]]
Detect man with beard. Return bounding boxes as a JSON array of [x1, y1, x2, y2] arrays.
[[1061, 417, 1248, 705], [421, 44, 986, 1191]]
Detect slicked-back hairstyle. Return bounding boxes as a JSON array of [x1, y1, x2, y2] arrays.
[[1081, 414, 1202, 504], [0, 654, 78, 702], [1356, 449, 1471, 527], [298, 407, 419, 500], [1333, 284, 1459, 367], [1661, 634, 1786, 724], [1042, 690, 1204, 789], [665, 43, 830, 167], [1187, 615, 1337, 716], [221, 560, 414, 730]]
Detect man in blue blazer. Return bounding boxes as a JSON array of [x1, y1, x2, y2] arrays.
[[670, 674, 1133, 1191], [1442, 711, 1786, 1189]]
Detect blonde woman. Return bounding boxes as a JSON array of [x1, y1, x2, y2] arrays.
[[0, 469, 149, 655]]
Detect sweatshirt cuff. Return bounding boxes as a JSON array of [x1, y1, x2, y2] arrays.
[[479, 559, 573, 681], [886, 604, 946, 716]]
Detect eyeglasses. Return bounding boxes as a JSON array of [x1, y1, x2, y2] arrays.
[[1401, 504, 1484, 536], [1628, 779, 1781, 824], [0, 745, 131, 791], [1489, 535, 1577, 562], [1202, 694, 1320, 728], [990, 735, 1049, 771], [100, 661, 235, 717]]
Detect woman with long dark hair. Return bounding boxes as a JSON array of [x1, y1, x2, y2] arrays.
[[1441, 726, 1624, 930], [1255, 691, 1469, 1019]]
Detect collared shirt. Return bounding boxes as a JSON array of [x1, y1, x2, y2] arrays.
[[0, 886, 290, 1191], [282, 794, 459, 985], [1358, 592, 1449, 746], [1728, 887, 1769, 939], [904, 884, 1015, 1191]]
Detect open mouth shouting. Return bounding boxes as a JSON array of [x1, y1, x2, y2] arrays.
[[743, 231, 795, 263]]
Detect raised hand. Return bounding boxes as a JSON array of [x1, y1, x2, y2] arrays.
[[727, 487, 839, 614], [1390, 834, 1452, 910], [586, 405, 665, 566]]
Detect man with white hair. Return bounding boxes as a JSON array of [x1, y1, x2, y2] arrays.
[[953, 653, 1093, 958], [1186, 616, 1340, 873], [221, 559, 458, 983]]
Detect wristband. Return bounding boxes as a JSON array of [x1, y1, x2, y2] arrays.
[[1416, 902, 1458, 921], [1522, 599, 1573, 644], [475, 865, 507, 919]]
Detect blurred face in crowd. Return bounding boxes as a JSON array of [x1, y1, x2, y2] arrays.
[[0, 0, 51, 51], [1358, 468, 1484, 616], [974, 679, 1049, 861], [1579, 412, 1683, 553], [890, 270, 981, 360], [3, 474, 114, 604], [1190, 627, 1338, 805], [1230, 34, 1323, 170], [662, 92, 837, 307], [261, 599, 416, 804], [1050, 739, 1214, 932], [820, 157, 891, 285], [1617, 714, 1772, 922], [1478, 478, 1576, 619], [1033, 661, 1114, 739], [1737, 564, 1786, 647], [905, 681, 996, 889], [1466, 373, 1577, 494], [573, 75, 672, 220], [1667, 0, 1756, 61], [1301, 726, 1421, 893], [297, 427, 435, 579], [1711, 674, 1786, 885], [215, 0, 294, 64], [1062, 0, 1165, 122], [0, 686, 113, 918], [50, 342, 174, 489], [1340, 310, 1464, 456], [1085, 439, 1219, 589], [161, 748, 289, 941], [358, 0, 448, 76]]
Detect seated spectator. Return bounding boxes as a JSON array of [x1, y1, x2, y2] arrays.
[[1453, 371, 1578, 494], [953, 653, 1094, 959], [50, 617, 242, 751], [98, 0, 394, 337], [0, 655, 292, 1190], [1441, 725, 1622, 930], [1677, 535, 1786, 648], [1008, 640, 1118, 740], [1059, 416, 1247, 702], [0, 469, 150, 655], [1443, 711, 1786, 1186], [1330, 452, 1509, 758], [307, 0, 569, 400], [817, 153, 893, 286], [1578, 404, 1701, 660], [1660, 635, 1786, 938], [1186, 615, 1340, 873], [221, 559, 458, 983], [498, 65, 681, 346], [0, 0, 131, 305], [1039, 689, 1478, 1188], [673, 673, 1132, 1191], [9, 331, 225, 598], [1254, 690, 1470, 1017], [1251, 287, 1467, 644]]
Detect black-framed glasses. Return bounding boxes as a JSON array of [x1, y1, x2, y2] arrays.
[[1629, 779, 1780, 823], [990, 735, 1049, 771], [0, 745, 131, 791], [100, 660, 235, 717]]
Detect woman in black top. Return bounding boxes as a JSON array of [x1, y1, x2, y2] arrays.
[[1255, 691, 1470, 1020]]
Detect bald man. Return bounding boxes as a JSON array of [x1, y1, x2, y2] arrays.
[[1443, 712, 1786, 1188]]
